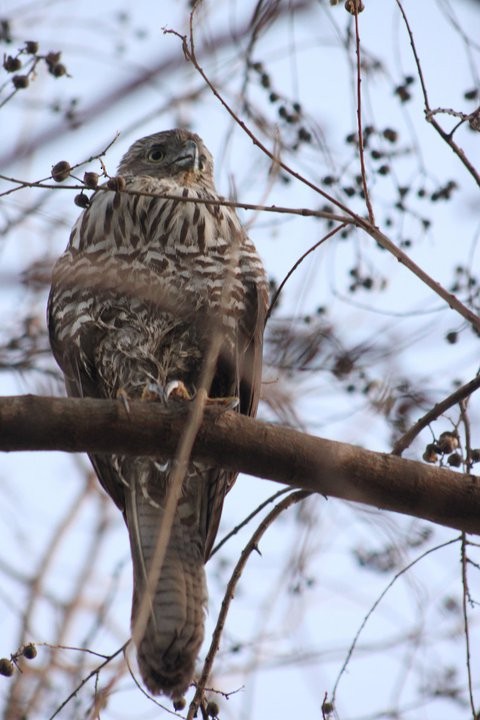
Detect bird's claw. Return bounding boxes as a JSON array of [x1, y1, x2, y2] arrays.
[[164, 380, 192, 401], [116, 387, 131, 413]]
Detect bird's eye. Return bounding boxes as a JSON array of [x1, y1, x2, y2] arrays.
[[147, 146, 165, 162]]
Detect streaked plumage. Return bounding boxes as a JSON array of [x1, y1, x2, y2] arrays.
[[48, 129, 268, 699]]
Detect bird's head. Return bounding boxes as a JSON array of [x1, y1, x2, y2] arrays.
[[117, 129, 215, 190]]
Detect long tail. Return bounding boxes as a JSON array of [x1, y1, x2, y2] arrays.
[[124, 464, 207, 699]]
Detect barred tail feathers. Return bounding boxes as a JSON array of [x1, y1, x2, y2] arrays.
[[125, 474, 207, 699]]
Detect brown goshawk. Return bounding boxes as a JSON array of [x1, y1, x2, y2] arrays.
[[47, 129, 268, 699]]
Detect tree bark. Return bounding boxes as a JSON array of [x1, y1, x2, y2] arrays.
[[1, 394, 479, 534]]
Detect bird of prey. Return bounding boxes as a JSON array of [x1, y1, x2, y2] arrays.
[[48, 129, 268, 700]]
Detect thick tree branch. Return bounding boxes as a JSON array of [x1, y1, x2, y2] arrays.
[[1, 395, 479, 535]]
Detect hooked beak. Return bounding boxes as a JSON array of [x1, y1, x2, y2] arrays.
[[173, 139, 202, 172]]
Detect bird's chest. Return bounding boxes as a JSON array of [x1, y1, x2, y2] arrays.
[[137, 198, 246, 310]]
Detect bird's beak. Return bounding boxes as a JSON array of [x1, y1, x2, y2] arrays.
[[174, 140, 201, 172]]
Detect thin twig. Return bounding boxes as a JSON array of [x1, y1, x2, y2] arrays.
[[266, 223, 348, 321], [460, 536, 476, 718], [187, 490, 310, 719], [330, 535, 462, 704], [353, 6, 375, 224], [395, 0, 480, 186], [0, 176, 352, 224], [47, 643, 128, 720], [210, 487, 292, 556]]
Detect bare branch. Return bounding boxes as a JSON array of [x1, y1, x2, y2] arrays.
[[1, 395, 480, 535]]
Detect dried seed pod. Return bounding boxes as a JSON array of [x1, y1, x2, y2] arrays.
[[12, 74, 29, 89], [345, 0, 365, 13], [83, 171, 99, 189], [423, 443, 438, 464], [447, 452, 461, 468], [322, 700, 334, 716], [25, 41, 39, 54], [45, 51, 61, 68], [51, 160, 71, 182], [106, 175, 126, 192], [437, 431, 459, 454], [470, 449, 480, 464], [3, 55, 21, 72], [173, 697, 186, 711]]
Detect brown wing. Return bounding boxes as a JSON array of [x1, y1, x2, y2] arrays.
[[204, 276, 268, 559]]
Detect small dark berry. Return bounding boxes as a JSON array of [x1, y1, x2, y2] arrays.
[[322, 175, 336, 186], [395, 85, 411, 103], [269, 91, 279, 103], [74, 193, 90, 208], [378, 164, 390, 175], [50, 63, 66, 77], [12, 74, 29, 89], [0, 659, 14, 677], [260, 72, 270, 88], [51, 160, 71, 182], [383, 128, 398, 143], [446, 331, 458, 344], [206, 700, 220, 717], [22, 643, 37, 660], [298, 127, 312, 142], [464, 89, 478, 101]]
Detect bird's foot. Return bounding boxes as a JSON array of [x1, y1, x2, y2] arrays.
[[141, 380, 193, 403], [141, 382, 165, 402]]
